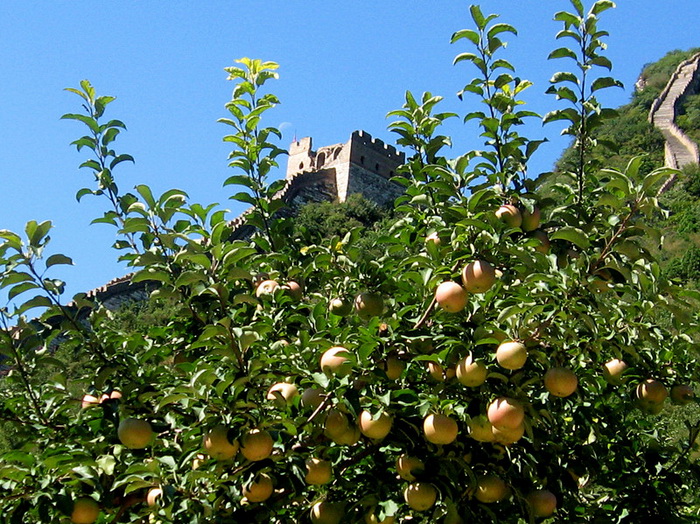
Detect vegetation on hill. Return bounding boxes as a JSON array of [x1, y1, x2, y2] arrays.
[[551, 47, 700, 284]]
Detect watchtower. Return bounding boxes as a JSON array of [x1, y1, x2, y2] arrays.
[[285, 130, 405, 207]]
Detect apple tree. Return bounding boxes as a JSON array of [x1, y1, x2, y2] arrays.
[[1, 2, 700, 523]]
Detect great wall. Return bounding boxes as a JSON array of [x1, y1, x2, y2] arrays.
[[82, 58, 700, 309], [649, 52, 700, 192]]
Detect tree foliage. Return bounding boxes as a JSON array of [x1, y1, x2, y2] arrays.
[[1, 3, 700, 523]]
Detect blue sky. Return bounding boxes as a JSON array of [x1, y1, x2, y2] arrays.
[[1, 1, 698, 303]]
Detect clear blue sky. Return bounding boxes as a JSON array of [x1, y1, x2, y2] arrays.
[[0, 1, 698, 303]]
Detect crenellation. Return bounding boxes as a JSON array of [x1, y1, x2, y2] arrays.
[[350, 130, 403, 161]]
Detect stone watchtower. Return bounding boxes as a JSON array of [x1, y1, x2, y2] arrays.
[[283, 130, 405, 208]]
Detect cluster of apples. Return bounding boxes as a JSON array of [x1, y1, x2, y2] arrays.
[[70, 202, 695, 524], [310, 339, 561, 520], [73, 390, 155, 523]]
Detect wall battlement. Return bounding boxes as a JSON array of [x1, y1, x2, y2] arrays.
[[349, 130, 404, 162], [286, 130, 405, 181]]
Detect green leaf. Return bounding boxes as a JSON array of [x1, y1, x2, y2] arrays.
[[15, 295, 52, 315], [591, 77, 623, 92], [0, 229, 23, 250], [453, 52, 479, 66], [549, 71, 579, 85], [223, 175, 256, 189], [8, 281, 39, 300], [110, 153, 135, 170], [591, 0, 615, 16], [25, 220, 52, 247], [76, 188, 96, 202], [590, 56, 613, 69], [551, 226, 590, 249], [0, 271, 33, 289], [230, 192, 257, 206], [542, 108, 580, 125], [469, 5, 486, 29], [135, 184, 156, 208], [131, 269, 172, 284], [60, 113, 99, 134], [642, 167, 676, 193], [45, 254, 73, 268], [174, 271, 208, 287], [450, 29, 480, 45], [487, 23, 517, 39], [548, 47, 578, 60]]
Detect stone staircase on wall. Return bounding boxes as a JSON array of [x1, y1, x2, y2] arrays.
[[649, 52, 700, 192]]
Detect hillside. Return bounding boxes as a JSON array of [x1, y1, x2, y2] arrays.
[[554, 48, 700, 282]]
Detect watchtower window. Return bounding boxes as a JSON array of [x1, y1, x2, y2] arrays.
[[317, 152, 326, 167], [360, 156, 365, 165], [375, 163, 380, 172]]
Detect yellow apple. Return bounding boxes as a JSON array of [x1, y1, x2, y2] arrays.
[[301, 387, 325, 410], [456, 354, 487, 387], [81, 394, 99, 409], [475, 474, 508, 503], [320, 346, 353, 376], [435, 281, 468, 313], [670, 384, 695, 405], [521, 207, 541, 231], [310, 501, 344, 524], [358, 410, 393, 440], [427, 361, 447, 382], [396, 454, 425, 481], [266, 382, 299, 405], [355, 292, 384, 319], [364, 508, 396, 524], [544, 367, 578, 397], [240, 429, 274, 461], [426, 232, 441, 247], [71, 497, 100, 524], [636, 379, 668, 408], [603, 358, 628, 385], [491, 422, 525, 445], [284, 280, 303, 301], [146, 487, 162, 507], [423, 413, 458, 445], [532, 230, 550, 254], [467, 415, 496, 443], [403, 482, 437, 511], [255, 279, 279, 297], [243, 473, 274, 502], [203, 425, 239, 460], [384, 355, 405, 380], [496, 341, 528, 370], [487, 397, 524, 430], [117, 418, 153, 449], [496, 204, 522, 228], [461, 260, 496, 293], [329, 297, 353, 316], [527, 489, 557, 517], [305, 457, 332, 485]]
